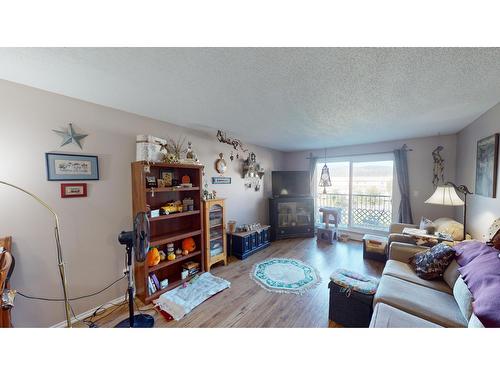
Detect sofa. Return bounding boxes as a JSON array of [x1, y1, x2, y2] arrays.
[[370, 241, 484, 328], [388, 217, 468, 252]]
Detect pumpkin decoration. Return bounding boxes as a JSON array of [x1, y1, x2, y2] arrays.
[[167, 252, 176, 261], [182, 237, 196, 253], [182, 249, 189, 256], [181, 175, 191, 184], [159, 250, 166, 261], [146, 247, 161, 267]]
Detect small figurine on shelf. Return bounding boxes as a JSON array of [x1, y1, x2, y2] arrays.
[[159, 250, 166, 261], [182, 237, 196, 253], [175, 248, 182, 256], [146, 247, 161, 266], [184, 141, 200, 164]]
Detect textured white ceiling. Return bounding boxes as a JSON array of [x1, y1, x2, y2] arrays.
[[1, 48, 500, 151]]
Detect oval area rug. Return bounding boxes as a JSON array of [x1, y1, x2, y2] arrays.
[[251, 258, 321, 294]]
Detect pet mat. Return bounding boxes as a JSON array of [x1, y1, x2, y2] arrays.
[[154, 272, 230, 320]]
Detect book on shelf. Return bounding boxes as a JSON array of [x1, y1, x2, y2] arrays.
[[150, 274, 161, 290], [148, 276, 157, 294]]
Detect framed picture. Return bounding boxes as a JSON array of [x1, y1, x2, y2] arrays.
[[212, 176, 231, 184], [60, 183, 87, 198], [46, 153, 99, 181], [161, 170, 174, 187], [145, 175, 157, 188], [475, 134, 499, 198]]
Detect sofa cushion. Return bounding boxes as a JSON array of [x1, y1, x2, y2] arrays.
[[443, 259, 460, 289], [453, 276, 473, 321], [434, 217, 464, 241], [419, 216, 435, 233], [409, 243, 455, 280], [374, 275, 468, 327], [468, 313, 485, 328], [383, 260, 451, 294], [370, 302, 442, 328]]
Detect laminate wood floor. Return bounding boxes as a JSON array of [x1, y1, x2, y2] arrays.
[[75, 238, 384, 328]]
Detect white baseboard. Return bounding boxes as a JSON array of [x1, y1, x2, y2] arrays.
[[51, 294, 127, 328]]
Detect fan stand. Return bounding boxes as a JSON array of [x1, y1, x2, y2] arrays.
[[115, 241, 154, 328]]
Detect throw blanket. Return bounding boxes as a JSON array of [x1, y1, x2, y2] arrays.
[[454, 240, 500, 327], [154, 272, 230, 320]]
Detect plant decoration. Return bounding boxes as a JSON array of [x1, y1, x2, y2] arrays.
[[216, 130, 248, 160], [158, 136, 187, 163]]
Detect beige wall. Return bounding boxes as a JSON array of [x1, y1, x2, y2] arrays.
[[283, 135, 458, 225], [456, 102, 500, 240], [0, 79, 284, 327]]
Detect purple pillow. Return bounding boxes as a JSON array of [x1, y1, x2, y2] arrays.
[[454, 240, 494, 266], [455, 241, 500, 327]]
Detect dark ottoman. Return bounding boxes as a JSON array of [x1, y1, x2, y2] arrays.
[[328, 269, 379, 327]]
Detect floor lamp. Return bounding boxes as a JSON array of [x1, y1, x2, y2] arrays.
[[425, 181, 472, 240], [0, 180, 72, 328]]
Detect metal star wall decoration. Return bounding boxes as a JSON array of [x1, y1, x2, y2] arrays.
[[53, 123, 88, 149]]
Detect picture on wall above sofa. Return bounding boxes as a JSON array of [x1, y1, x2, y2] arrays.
[[475, 134, 498, 198]]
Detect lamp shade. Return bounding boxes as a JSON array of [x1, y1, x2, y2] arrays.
[[425, 186, 464, 206]]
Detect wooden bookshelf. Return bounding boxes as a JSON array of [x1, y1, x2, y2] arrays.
[[131, 161, 205, 303]]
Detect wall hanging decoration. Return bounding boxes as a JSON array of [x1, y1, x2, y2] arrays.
[[216, 130, 248, 156], [52, 123, 88, 150], [60, 183, 87, 198], [215, 153, 227, 174], [45, 152, 99, 181], [432, 145, 445, 187], [475, 134, 499, 198], [242, 152, 265, 191], [318, 149, 332, 194], [212, 176, 231, 184]]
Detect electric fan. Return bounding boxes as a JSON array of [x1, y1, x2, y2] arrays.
[[115, 212, 155, 328]]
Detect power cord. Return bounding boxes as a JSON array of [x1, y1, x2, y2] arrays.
[[17, 274, 126, 302]]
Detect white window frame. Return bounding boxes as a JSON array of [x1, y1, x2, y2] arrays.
[[315, 152, 398, 235]]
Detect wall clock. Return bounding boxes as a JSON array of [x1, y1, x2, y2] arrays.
[[215, 153, 227, 174]]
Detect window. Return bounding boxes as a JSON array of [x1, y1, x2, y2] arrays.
[[315, 154, 395, 232]]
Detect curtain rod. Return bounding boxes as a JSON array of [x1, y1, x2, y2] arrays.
[[306, 144, 413, 160]]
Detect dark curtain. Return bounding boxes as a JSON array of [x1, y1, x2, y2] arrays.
[[394, 147, 414, 224], [308, 153, 318, 194]]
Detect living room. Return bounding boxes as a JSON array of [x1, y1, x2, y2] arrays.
[[1, 2, 499, 373]]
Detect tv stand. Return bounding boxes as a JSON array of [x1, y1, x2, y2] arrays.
[[269, 197, 314, 241]]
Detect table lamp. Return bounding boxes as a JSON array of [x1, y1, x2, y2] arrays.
[[425, 182, 472, 240]]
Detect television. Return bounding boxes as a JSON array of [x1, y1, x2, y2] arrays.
[[272, 171, 311, 198]]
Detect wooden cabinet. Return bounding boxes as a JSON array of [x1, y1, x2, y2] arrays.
[[269, 197, 314, 241], [203, 198, 227, 271], [227, 225, 271, 260], [131, 161, 205, 303]]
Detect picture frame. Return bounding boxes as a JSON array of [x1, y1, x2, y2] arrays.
[[212, 176, 231, 184], [475, 134, 499, 198], [145, 175, 157, 188], [60, 183, 87, 198], [160, 170, 174, 187], [46, 152, 99, 181]]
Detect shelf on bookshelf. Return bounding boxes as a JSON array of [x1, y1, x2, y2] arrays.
[[148, 250, 201, 272], [146, 186, 200, 193], [149, 210, 200, 222], [136, 161, 204, 170], [150, 229, 202, 247], [145, 273, 200, 303]]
